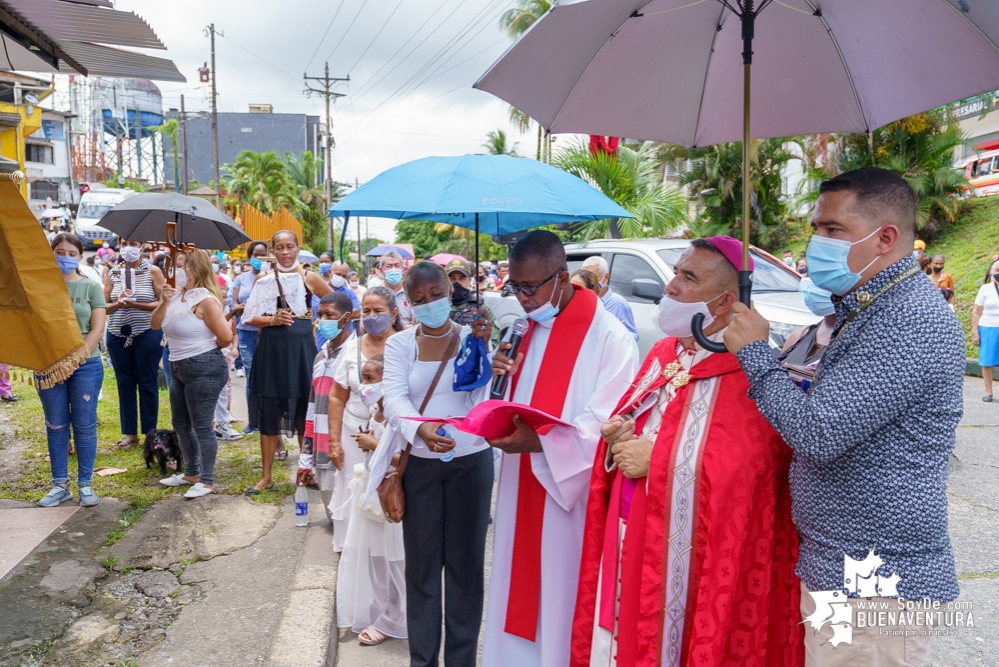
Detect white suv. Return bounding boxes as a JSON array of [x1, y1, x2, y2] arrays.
[[483, 238, 819, 358]]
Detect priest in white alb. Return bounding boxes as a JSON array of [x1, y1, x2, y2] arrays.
[[483, 230, 638, 667]]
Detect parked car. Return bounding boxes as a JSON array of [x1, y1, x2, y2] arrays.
[[74, 188, 136, 249], [482, 238, 819, 358]]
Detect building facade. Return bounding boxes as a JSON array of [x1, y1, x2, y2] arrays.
[[164, 106, 323, 189]]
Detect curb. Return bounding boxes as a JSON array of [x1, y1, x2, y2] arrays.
[[968, 357, 984, 378], [265, 500, 339, 667]]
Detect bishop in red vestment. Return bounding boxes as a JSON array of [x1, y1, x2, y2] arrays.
[[570, 238, 804, 667]]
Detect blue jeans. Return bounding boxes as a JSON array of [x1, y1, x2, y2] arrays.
[[170, 349, 228, 485], [237, 329, 258, 428], [37, 356, 104, 487], [107, 328, 163, 437], [161, 345, 172, 387]]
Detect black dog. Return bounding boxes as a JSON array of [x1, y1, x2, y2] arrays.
[[143, 429, 183, 477]]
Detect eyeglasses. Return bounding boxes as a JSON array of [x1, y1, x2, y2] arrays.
[[505, 270, 562, 297]]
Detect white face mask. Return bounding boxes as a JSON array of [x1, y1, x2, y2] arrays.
[[358, 382, 383, 406], [656, 292, 726, 338], [121, 246, 141, 263], [349, 280, 359, 288], [330, 274, 346, 288], [174, 268, 188, 289], [233, 266, 242, 274]]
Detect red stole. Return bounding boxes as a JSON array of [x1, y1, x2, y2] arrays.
[[570, 338, 804, 667], [505, 284, 598, 642]]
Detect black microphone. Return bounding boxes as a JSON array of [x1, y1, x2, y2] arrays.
[[491, 317, 529, 400]]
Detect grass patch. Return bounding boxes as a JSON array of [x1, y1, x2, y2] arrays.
[[103, 554, 120, 570], [957, 570, 999, 580], [0, 361, 291, 505], [922, 196, 999, 355]]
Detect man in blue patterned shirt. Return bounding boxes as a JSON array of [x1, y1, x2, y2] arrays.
[[725, 168, 964, 666]]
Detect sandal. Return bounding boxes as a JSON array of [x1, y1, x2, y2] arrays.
[[115, 437, 138, 449], [274, 450, 288, 461], [358, 625, 387, 646], [244, 484, 274, 496]]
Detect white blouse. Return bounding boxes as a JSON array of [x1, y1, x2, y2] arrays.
[[382, 324, 490, 459], [241, 271, 309, 322]]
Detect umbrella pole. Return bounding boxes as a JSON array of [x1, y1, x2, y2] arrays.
[[475, 212, 480, 304], [738, 1, 754, 308], [691, 0, 756, 353]]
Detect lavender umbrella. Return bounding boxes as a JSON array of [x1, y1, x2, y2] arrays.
[[475, 0, 999, 350]]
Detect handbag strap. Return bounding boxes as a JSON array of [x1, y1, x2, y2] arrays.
[[396, 327, 460, 476]]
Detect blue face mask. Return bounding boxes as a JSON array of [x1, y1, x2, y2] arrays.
[[317, 317, 344, 340], [213, 263, 221, 274], [799, 277, 836, 317], [318, 262, 331, 276], [413, 296, 451, 328], [804, 227, 882, 296], [56, 255, 79, 274], [249, 257, 264, 272], [526, 278, 562, 323], [384, 268, 403, 285]]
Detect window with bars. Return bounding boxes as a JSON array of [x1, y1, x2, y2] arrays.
[[25, 143, 54, 164], [31, 180, 59, 200]]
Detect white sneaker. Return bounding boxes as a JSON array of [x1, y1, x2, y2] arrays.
[[235, 368, 245, 378], [160, 474, 193, 487], [184, 483, 214, 498], [215, 425, 243, 441]]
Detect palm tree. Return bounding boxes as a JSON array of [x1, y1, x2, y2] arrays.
[[500, 0, 551, 158], [483, 130, 520, 157], [221, 150, 299, 216], [551, 139, 689, 240], [284, 151, 333, 246], [499, 0, 551, 36], [672, 138, 796, 247]]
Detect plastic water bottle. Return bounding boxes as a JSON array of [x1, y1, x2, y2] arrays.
[[436, 426, 456, 463], [295, 485, 308, 527]]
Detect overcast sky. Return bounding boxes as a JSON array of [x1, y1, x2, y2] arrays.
[[116, 0, 531, 240]]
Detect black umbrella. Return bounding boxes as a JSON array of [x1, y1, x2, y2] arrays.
[[98, 193, 250, 249], [98, 193, 251, 286]]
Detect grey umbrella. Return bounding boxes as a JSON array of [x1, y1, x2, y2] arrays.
[[97, 192, 250, 250]]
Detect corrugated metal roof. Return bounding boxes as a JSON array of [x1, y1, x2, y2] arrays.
[[0, 0, 184, 82], [58, 43, 184, 82], [3, 0, 165, 50]]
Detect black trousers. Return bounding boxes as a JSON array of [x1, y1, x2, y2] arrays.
[[402, 448, 493, 667]]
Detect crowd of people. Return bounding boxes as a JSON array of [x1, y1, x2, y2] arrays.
[[15, 166, 980, 667]]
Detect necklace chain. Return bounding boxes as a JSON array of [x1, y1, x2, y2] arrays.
[[418, 321, 455, 339]]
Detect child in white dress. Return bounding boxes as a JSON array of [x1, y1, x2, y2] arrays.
[[334, 354, 407, 645]]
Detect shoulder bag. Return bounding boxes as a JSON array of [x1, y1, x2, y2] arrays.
[[378, 327, 460, 523]]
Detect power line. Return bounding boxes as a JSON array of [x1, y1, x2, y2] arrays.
[[219, 33, 301, 85], [304, 0, 346, 73], [348, 0, 457, 102], [356, 0, 506, 128], [346, 0, 406, 76], [323, 0, 372, 66]]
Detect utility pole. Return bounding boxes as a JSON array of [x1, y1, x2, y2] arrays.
[[356, 177, 362, 265], [205, 23, 222, 207], [304, 63, 348, 252], [180, 94, 189, 195]]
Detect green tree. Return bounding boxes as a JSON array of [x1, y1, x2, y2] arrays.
[[499, 0, 550, 36], [483, 129, 520, 157], [551, 140, 689, 241], [394, 219, 450, 257], [672, 138, 795, 247], [836, 111, 969, 233], [284, 150, 340, 247], [221, 150, 300, 216]]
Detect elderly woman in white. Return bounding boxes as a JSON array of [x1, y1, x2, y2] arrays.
[[369, 260, 493, 667]]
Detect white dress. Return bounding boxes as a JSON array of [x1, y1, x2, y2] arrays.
[[335, 407, 408, 638], [328, 335, 373, 553]]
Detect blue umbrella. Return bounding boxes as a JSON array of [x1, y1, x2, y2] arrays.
[[365, 245, 415, 258], [327, 154, 634, 268]]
